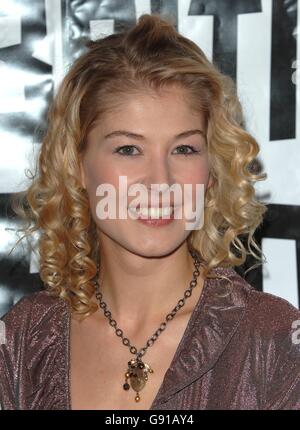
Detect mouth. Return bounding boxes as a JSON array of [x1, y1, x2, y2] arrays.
[[128, 205, 175, 219]]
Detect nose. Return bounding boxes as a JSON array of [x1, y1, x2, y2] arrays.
[[143, 151, 173, 188], [141, 152, 178, 205]]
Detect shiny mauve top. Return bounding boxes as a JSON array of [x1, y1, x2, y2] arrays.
[[1, 266, 300, 410]]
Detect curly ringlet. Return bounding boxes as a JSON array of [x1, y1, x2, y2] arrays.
[[10, 13, 268, 319]]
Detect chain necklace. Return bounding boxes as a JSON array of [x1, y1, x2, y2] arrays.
[[93, 248, 201, 403]]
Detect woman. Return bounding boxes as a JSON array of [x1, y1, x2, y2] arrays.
[[0, 14, 300, 410]]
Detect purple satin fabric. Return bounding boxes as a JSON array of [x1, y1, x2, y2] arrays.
[[1, 267, 300, 410]]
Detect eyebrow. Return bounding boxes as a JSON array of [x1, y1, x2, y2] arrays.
[[103, 129, 206, 141]]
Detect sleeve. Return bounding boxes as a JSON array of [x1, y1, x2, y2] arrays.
[[262, 295, 300, 410], [0, 295, 33, 410]]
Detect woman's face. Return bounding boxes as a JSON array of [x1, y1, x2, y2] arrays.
[[80, 85, 213, 257]]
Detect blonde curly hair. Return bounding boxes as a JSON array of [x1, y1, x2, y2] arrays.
[[10, 13, 268, 319]]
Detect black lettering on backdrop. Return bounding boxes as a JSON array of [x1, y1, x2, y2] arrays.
[[270, 0, 297, 140], [188, 0, 262, 81], [0, 0, 52, 140]]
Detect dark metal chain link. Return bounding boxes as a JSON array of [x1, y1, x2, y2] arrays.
[[94, 249, 201, 361]]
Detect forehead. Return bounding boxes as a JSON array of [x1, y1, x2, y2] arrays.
[[92, 85, 205, 134]]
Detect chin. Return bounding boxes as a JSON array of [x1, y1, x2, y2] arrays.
[[121, 238, 186, 259], [98, 223, 189, 257]]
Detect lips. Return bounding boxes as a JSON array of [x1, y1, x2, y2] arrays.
[[128, 205, 174, 219], [129, 203, 177, 210]]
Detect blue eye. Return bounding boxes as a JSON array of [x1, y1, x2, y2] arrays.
[[173, 145, 201, 156], [114, 145, 140, 156], [113, 144, 201, 157]]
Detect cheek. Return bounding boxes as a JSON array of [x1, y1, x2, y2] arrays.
[[177, 159, 211, 188], [84, 159, 120, 194], [83, 160, 124, 221]]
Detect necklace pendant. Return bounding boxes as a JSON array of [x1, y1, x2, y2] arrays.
[[123, 358, 154, 402]]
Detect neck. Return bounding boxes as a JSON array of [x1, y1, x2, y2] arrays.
[[91, 238, 203, 332]]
